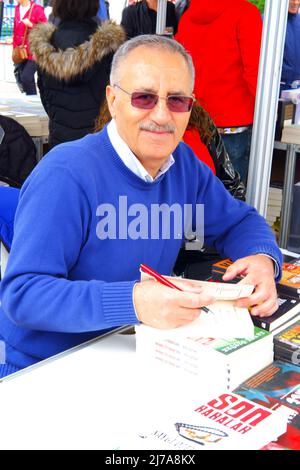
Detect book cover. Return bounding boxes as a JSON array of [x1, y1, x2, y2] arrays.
[[234, 361, 300, 450], [278, 258, 300, 298], [274, 321, 300, 363], [129, 392, 287, 450], [274, 344, 299, 364], [252, 294, 300, 332], [211, 258, 241, 283]]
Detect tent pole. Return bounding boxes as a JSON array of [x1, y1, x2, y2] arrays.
[[246, 0, 289, 216], [156, 0, 167, 35]]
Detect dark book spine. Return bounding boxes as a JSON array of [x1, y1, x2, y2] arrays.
[[252, 317, 271, 331], [277, 283, 300, 299]]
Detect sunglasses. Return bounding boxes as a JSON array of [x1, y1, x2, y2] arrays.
[[113, 84, 195, 113]]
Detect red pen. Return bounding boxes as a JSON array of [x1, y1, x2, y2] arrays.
[[139, 263, 212, 314], [139, 263, 183, 291]]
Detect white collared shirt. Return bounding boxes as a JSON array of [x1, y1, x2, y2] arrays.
[[20, 4, 31, 21], [107, 119, 175, 182]]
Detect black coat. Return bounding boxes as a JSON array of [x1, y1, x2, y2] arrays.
[[29, 20, 125, 148], [121, 1, 178, 39], [0, 115, 37, 187]]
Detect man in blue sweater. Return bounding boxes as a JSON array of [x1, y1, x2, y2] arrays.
[[0, 35, 282, 378]]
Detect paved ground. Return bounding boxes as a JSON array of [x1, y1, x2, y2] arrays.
[[0, 79, 22, 99]]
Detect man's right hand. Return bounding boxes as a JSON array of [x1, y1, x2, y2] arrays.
[[133, 279, 215, 329]]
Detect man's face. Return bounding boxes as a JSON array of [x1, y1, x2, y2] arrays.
[[106, 46, 193, 176], [289, 0, 300, 14]]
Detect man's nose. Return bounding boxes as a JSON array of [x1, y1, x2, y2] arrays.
[[149, 98, 172, 122]]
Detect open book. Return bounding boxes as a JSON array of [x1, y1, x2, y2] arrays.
[[141, 273, 255, 339]]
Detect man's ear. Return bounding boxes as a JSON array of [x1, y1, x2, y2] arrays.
[[106, 85, 116, 118]]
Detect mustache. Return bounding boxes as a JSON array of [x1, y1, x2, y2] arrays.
[[139, 122, 175, 133]]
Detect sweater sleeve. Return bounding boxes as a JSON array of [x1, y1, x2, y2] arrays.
[[238, 4, 262, 97], [195, 164, 282, 280], [0, 166, 138, 333]]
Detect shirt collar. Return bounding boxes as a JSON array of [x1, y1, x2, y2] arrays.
[[107, 119, 175, 183]]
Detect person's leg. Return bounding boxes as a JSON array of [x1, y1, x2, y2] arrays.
[[20, 60, 37, 95], [221, 127, 252, 185], [13, 63, 25, 93]]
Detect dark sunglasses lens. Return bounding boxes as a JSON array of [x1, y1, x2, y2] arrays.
[[131, 92, 158, 109], [167, 96, 194, 112]]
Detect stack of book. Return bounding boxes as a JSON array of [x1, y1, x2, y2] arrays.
[[266, 186, 282, 227], [234, 361, 300, 450], [274, 321, 300, 364], [281, 124, 300, 145], [252, 293, 300, 334], [279, 256, 300, 299], [211, 255, 300, 335], [135, 325, 274, 398]]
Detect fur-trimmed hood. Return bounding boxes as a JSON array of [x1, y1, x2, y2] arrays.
[[29, 21, 125, 80]]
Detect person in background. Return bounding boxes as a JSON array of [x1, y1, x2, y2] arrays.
[[175, 0, 190, 19], [280, 0, 300, 93], [29, 0, 124, 148], [176, 0, 262, 186], [121, 0, 178, 39], [12, 0, 47, 95], [97, 0, 109, 21], [0, 35, 281, 379], [44, 0, 53, 20]]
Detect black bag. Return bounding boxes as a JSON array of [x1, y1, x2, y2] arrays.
[[173, 246, 222, 280], [14, 63, 25, 93], [0, 115, 37, 187]]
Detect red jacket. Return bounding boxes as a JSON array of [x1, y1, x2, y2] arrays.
[[176, 0, 262, 127], [13, 1, 47, 60]]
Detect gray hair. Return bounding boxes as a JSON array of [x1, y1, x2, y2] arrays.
[[110, 35, 195, 91]]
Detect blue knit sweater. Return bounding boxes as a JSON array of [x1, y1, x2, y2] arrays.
[[0, 126, 282, 369]]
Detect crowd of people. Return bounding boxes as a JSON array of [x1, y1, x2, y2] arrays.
[[0, 0, 297, 378]]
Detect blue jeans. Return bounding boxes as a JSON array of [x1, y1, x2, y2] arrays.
[[221, 126, 252, 185], [17, 60, 37, 95]]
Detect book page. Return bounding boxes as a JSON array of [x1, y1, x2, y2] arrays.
[[141, 272, 253, 300], [143, 301, 255, 339]]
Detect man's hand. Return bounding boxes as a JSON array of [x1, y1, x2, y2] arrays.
[[222, 254, 278, 317], [133, 279, 215, 329], [22, 18, 33, 28]]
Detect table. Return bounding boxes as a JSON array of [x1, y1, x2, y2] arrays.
[[0, 96, 49, 161], [0, 325, 297, 450], [0, 329, 139, 450]]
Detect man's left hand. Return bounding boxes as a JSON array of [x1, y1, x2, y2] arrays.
[[222, 254, 278, 317]]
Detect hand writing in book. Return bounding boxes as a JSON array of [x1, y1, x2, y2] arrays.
[[222, 254, 278, 317], [133, 279, 216, 329]]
